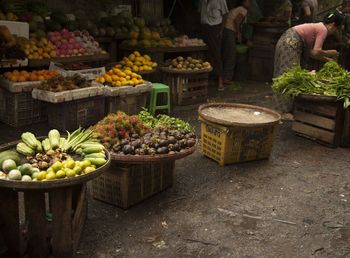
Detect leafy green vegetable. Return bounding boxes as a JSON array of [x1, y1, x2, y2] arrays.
[[137, 109, 194, 133], [272, 62, 350, 108]]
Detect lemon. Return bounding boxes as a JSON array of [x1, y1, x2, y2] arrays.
[[46, 171, 56, 180]]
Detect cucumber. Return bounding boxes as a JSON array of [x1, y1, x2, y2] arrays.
[[81, 142, 103, 149], [84, 152, 106, 159], [83, 158, 107, 167], [82, 146, 104, 154]]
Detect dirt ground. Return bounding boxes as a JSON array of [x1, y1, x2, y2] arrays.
[[1, 82, 349, 258]]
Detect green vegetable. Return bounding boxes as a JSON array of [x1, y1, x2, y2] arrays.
[[16, 142, 35, 156], [21, 132, 38, 150], [42, 139, 51, 152], [82, 146, 104, 154], [84, 152, 106, 159], [36, 140, 42, 152], [48, 129, 60, 149], [83, 158, 107, 167], [62, 127, 94, 152], [0, 150, 21, 167], [272, 62, 350, 108]]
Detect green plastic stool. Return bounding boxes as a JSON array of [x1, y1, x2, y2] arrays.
[[149, 83, 171, 116]]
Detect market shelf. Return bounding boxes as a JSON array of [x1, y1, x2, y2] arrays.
[[28, 53, 110, 67]]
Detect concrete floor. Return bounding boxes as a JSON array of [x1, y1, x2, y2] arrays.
[[0, 82, 349, 258]]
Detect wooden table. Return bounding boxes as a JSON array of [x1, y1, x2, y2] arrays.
[[0, 140, 111, 258]]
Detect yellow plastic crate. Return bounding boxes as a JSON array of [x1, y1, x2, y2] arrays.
[[200, 117, 278, 166]]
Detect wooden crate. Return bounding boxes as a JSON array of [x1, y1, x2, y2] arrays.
[[0, 184, 87, 258], [163, 72, 209, 106], [91, 160, 174, 209], [292, 95, 345, 147]]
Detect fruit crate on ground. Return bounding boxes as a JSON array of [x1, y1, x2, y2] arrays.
[[91, 160, 174, 209], [292, 94, 345, 147], [0, 88, 46, 127], [47, 96, 105, 131], [199, 117, 278, 166], [161, 69, 210, 106], [105, 83, 152, 115]]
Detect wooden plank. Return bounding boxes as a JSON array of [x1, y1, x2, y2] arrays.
[[292, 121, 335, 144], [294, 111, 336, 131], [341, 108, 350, 147], [72, 185, 87, 251], [294, 100, 337, 118], [50, 187, 73, 258], [24, 190, 48, 258], [0, 188, 20, 258]]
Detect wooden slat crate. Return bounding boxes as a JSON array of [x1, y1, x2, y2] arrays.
[[163, 72, 209, 106], [341, 108, 350, 147], [292, 95, 345, 147]]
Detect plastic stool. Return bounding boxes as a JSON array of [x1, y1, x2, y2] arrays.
[[149, 83, 171, 116]]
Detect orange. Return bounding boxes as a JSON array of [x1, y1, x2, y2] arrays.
[[17, 75, 26, 82], [30, 74, 38, 81], [38, 75, 45, 81]]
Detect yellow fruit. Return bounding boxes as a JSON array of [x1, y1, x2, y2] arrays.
[[132, 65, 139, 72], [134, 51, 141, 57], [139, 66, 144, 71], [124, 69, 132, 75], [103, 74, 113, 83], [120, 77, 127, 82], [129, 54, 136, 61], [144, 54, 151, 61], [126, 61, 133, 67], [135, 61, 142, 66], [111, 75, 119, 81], [96, 77, 105, 83], [152, 62, 158, 68], [116, 81, 122, 87]]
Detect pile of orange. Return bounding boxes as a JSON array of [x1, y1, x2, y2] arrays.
[[96, 66, 144, 87], [3, 70, 59, 82]]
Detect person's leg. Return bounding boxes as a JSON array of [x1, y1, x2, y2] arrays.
[[203, 24, 224, 90]]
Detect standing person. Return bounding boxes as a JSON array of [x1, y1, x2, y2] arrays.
[[222, 0, 250, 85], [274, 12, 344, 77], [272, 0, 293, 26], [199, 0, 229, 91], [299, 0, 319, 23]]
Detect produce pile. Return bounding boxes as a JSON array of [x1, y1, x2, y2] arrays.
[[116, 51, 157, 73], [37, 74, 92, 92], [272, 62, 350, 107], [173, 35, 206, 47], [0, 128, 107, 182], [22, 37, 57, 59], [3, 69, 59, 82], [166, 56, 211, 71], [91, 110, 196, 156], [96, 66, 144, 87]]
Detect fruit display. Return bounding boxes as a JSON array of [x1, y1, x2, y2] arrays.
[[96, 65, 144, 87], [91, 110, 196, 156], [116, 51, 157, 73], [165, 56, 211, 71], [0, 26, 26, 60], [3, 70, 59, 82], [21, 37, 57, 59], [121, 37, 173, 49], [0, 12, 18, 21], [0, 128, 108, 182], [37, 74, 92, 92], [91, 112, 149, 149], [173, 35, 206, 47], [48, 30, 105, 57]]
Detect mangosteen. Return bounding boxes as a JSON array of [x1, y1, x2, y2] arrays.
[[135, 149, 141, 155], [120, 139, 129, 146], [122, 144, 134, 155], [132, 134, 139, 138], [144, 139, 151, 145], [179, 139, 187, 148], [187, 139, 196, 147], [144, 133, 152, 138], [131, 139, 141, 148], [168, 144, 174, 151], [139, 149, 146, 155], [159, 139, 169, 147], [168, 136, 176, 144], [175, 134, 183, 140], [148, 148, 156, 155], [113, 144, 122, 152], [154, 143, 160, 149], [156, 147, 169, 154], [173, 143, 180, 151]]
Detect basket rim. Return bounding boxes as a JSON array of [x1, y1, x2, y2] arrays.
[[0, 138, 111, 190], [110, 145, 196, 164], [198, 103, 281, 127], [160, 66, 213, 75]]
